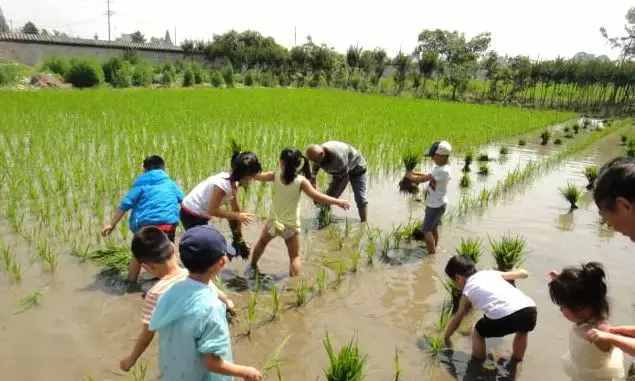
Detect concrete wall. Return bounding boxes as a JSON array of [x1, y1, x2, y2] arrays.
[[0, 41, 205, 66]]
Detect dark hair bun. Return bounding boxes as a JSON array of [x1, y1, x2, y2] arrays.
[[581, 262, 605, 282]]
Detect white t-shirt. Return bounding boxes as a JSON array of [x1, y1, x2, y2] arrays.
[[425, 164, 451, 208], [463, 271, 535, 320], [182, 172, 235, 216]]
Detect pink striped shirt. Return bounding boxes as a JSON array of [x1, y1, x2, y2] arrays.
[[141, 269, 188, 325]]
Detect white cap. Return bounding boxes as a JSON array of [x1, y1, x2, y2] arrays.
[[435, 141, 452, 156]]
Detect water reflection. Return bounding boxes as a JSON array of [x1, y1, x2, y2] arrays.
[[556, 212, 575, 232]]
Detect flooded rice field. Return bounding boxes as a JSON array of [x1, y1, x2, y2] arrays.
[[1, 123, 634, 380]]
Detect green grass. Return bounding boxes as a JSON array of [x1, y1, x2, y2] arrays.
[[490, 234, 527, 271], [323, 333, 367, 381], [15, 290, 43, 314], [456, 237, 482, 263], [560, 183, 581, 210]]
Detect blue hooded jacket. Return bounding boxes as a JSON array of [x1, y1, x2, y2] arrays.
[[119, 169, 184, 232]]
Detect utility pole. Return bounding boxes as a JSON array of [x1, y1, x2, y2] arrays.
[[294, 26, 296, 46], [174, 27, 177, 46], [106, 0, 113, 41]]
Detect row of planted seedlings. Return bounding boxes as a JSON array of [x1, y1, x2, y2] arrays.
[[423, 234, 528, 359]]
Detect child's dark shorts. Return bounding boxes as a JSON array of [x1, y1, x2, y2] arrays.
[[180, 208, 209, 231], [475, 307, 537, 338], [421, 204, 447, 233]]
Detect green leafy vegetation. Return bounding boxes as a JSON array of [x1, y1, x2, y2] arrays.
[[323, 333, 367, 381], [560, 183, 581, 210], [490, 235, 527, 271]]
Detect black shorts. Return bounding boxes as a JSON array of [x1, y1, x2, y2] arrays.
[[422, 205, 446, 233], [180, 208, 209, 231], [475, 307, 537, 338]]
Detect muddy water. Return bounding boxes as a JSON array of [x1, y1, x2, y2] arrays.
[[1, 127, 633, 380]]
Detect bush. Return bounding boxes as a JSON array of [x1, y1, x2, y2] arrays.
[[183, 69, 194, 87], [277, 72, 290, 87], [222, 64, 234, 87], [41, 57, 69, 77], [244, 70, 256, 86], [132, 64, 153, 87], [0, 63, 24, 86], [65, 59, 103, 88], [102, 57, 124, 85], [161, 71, 174, 86], [260, 71, 275, 87], [111, 61, 133, 88], [210, 70, 224, 88], [191, 64, 205, 84]]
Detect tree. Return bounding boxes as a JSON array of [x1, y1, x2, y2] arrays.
[[392, 51, 411, 93], [0, 6, 9, 33], [130, 31, 145, 43], [600, 6, 634, 60], [22, 21, 39, 35], [370, 48, 387, 85], [164, 30, 172, 45]]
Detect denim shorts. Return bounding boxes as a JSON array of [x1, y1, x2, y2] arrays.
[[422, 204, 446, 232]]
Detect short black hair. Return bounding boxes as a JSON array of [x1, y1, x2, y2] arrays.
[[549, 262, 609, 320], [229, 151, 262, 182], [594, 157, 635, 211], [143, 155, 166, 171], [131, 226, 173, 264], [445, 255, 477, 279]]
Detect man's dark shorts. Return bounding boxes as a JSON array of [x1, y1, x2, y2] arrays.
[[421, 204, 447, 233]]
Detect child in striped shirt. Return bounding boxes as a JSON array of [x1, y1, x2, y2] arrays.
[[119, 226, 234, 372]]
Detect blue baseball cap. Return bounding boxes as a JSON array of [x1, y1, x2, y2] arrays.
[[179, 225, 236, 265]]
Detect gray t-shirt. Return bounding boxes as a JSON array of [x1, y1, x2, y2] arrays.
[[317, 141, 366, 176]]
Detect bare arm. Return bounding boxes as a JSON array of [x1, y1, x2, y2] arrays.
[[207, 187, 254, 224], [444, 296, 471, 342], [501, 269, 529, 281], [311, 163, 320, 187], [587, 330, 635, 356], [300, 179, 350, 210], [406, 172, 432, 184], [202, 354, 262, 381], [609, 326, 635, 337], [120, 324, 155, 371], [102, 208, 126, 236], [254, 171, 274, 182]]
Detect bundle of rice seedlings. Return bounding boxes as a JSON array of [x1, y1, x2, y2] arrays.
[[564, 133, 574, 139], [560, 183, 581, 210], [463, 152, 474, 173], [518, 139, 527, 146], [540, 131, 551, 145], [477, 153, 490, 162], [626, 141, 635, 157], [490, 234, 526, 272], [554, 138, 563, 145], [584, 166, 598, 190], [86, 245, 130, 275], [399, 152, 420, 194], [456, 237, 482, 263], [573, 125, 580, 134], [424, 335, 446, 360], [459, 174, 471, 189], [621, 135, 628, 145], [499, 146, 509, 155], [323, 333, 367, 381], [478, 164, 489, 176]]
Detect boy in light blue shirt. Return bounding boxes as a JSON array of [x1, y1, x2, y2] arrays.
[[149, 225, 262, 381]]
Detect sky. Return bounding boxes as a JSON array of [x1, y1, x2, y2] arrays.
[[2, 0, 632, 59]]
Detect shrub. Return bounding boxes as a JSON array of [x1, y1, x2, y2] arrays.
[[222, 64, 234, 87], [209, 70, 224, 88], [0, 63, 24, 86], [191, 63, 204, 84], [183, 69, 194, 87], [65, 59, 103, 88], [111, 60, 133, 88], [161, 70, 174, 86], [261, 71, 276, 87], [102, 57, 124, 84], [41, 57, 69, 77], [132, 64, 153, 87], [277, 71, 290, 87], [244, 70, 256, 86]]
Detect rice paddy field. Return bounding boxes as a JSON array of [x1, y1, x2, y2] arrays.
[[1, 87, 633, 380]]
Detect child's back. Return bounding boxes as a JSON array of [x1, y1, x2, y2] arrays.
[[122, 169, 183, 232], [464, 270, 535, 319], [270, 171, 304, 230], [563, 324, 623, 381], [150, 278, 232, 381]]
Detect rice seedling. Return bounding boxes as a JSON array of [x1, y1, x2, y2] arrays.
[[564, 133, 574, 139], [435, 299, 454, 332], [573, 125, 580, 134], [489, 234, 527, 271], [455, 237, 482, 263], [462, 152, 473, 172], [335, 261, 347, 287], [499, 146, 509, 155], [316, 267, 328, 294], [15, 290, 43, 314], [442, 277, 462, 313], [344, 217, 352, 238], [85, 245, 130, 275], [246, 292, 258, 337], [554, 138, 563, 145], [323, 333, 367, 381], [478, 164, 489, 176], [626, 140, 635, 157], [349, 249, 361, 273], [560, 183, 581, 210], [621, 135, 628, 145], [294, 278, 310, 307], [317, 207, 333, 229], [584, 166, 598, 190], [393, 348, 402, 381], [270, 285, 281, 320], [262, 336, 291, 381], [129, 360, 149, 381], [518, 139, 527, 146], [399, 152, 420, 194], [459, 174, 471, 189], [563, 126, 570, 133], [540, 130, 551, 145], [327, 226, 345, 251], [364, 241, 376, 266], [477, 153, 490, 162], [423, 335, 446, 360]]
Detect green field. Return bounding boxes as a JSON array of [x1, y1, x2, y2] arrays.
[[0, 88, 572, 258]]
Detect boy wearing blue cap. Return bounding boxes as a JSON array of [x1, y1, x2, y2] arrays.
[[149, 225, 262, 381], [101, 155, 184, 283]]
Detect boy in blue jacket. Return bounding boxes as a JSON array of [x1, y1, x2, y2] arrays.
[[102, 155, 184, 283]]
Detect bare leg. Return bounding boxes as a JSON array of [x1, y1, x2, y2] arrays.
[[432, 227, 439, 248], [127, 257, 141, 283], [424, 231, 436, 254], [472, 328, 486, 360], [512, 333, 528, 361], [284, 234, 301, 277], [250, 226, 274, 269]]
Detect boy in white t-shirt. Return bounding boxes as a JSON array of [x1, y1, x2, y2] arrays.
[[405, 140, 452, 254], [443, 255, 537, 362]]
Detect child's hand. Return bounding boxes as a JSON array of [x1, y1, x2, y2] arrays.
[[585, 328, 612, 344], [241, 366, 262, 381], [119, 356, 136, 372], [517, 269, 529, 279], [101, 224, 114, 237], [225, 299, 236, 315], [336, 199, 351, 210], [237, 212, 256, 224]]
